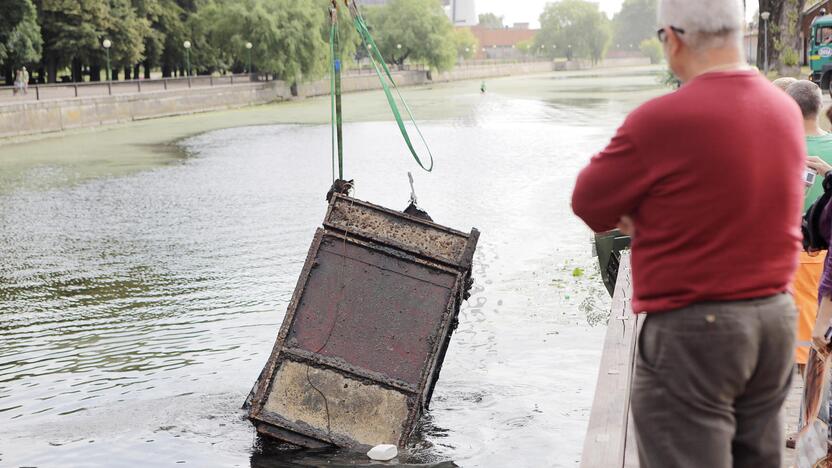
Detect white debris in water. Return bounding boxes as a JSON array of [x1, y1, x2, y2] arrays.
[[367, 444, 398, 461]]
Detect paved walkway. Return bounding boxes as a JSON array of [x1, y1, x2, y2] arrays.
[[783, 372, 802, 467]]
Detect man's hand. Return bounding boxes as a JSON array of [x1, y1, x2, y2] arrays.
[[807, 156, 832, 177], [617, 215, 635, 237]]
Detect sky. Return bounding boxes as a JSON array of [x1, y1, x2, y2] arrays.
[[475, 1, 758, 28]]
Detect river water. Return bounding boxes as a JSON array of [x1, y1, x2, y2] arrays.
[[0, 68, 665, 467]]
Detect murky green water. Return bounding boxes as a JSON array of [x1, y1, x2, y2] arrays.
[[0, 67, 665, 467]]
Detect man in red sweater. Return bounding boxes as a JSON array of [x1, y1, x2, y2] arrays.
[[572, 0, 805, 466]]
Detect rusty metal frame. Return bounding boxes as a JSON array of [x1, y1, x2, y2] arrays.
[[324, 194, 479, 269], [248, 228, 470, 447], [248, 195, 479, 448]]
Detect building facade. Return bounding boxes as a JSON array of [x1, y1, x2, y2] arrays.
[[358, 0, 478, 26], [467, 25, 538, 60]]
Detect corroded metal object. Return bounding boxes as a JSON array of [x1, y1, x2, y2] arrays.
[[247, 194, 479, 449], [593, 230, 631, 297]]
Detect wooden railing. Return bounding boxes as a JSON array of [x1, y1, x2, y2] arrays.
[[581, 252, 642, 468]]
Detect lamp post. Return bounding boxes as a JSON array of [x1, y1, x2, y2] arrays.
[[102, 39, 112, 82], [761, 11, 771, 74], [183, 40, 192, 77], [245, 42, 253, 74]]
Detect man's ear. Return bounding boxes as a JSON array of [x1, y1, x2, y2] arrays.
[[667, 28, 684, 57]]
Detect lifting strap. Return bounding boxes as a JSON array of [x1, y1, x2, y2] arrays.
[[329, 0, 435, 181]]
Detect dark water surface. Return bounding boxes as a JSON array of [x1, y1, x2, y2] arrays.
[[0, 70, 665, 467]]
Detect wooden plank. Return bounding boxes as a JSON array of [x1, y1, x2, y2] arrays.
[[581, 253, 637, 468]]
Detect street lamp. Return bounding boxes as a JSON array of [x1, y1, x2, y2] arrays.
[[245, 41, 253, 74], [761, 11, 771, 74], [183, 40, 192, 77], [102, 39, 112, 82], [397, 43, 402, 50]]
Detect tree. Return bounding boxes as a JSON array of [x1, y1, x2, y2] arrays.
[[315, 0, 362, 70], [757, 0, 807, 74], [36, 0, 111, 82], [516, 38, 533, 56], [107, 0, 150, 79], [478, 12, 503, 29], [158, 0, 191, 77], [363, 0, 456, 71], [453, 27, 478, 60], [131, 0, 165, 78], [0, 0, 43, 84], [535, 0, 612, 63], [639, 37, 663, 64], [184, 0, 327, 81], [612, 0, 657, 49]]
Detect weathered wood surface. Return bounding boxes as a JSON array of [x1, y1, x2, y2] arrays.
[[581, 252, 641, 468]]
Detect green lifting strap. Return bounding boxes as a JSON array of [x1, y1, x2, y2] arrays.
[[345, 0, 434, 173], [329, 5, 344, 181]]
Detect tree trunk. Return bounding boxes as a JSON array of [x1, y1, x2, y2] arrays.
[[777, 0, 806, 74], [112, 69, 120, 81], [71, 58, 83, 82], [90, 63, 101, 82], [124, 66, 132, 80], [162, 63, 172, 78], [3, 65, 12, 86], [47, 57, 57, 84], [757, 0, 807, 74], [143, 60, 151, 79], [757, 0, 783, 72]]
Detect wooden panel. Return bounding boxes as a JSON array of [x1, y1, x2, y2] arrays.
[[581, 253, 640, 468]]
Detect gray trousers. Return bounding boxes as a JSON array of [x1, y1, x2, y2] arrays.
[[631, 293, 797, 468]]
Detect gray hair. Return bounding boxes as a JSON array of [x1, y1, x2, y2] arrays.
[[772, 77, 798, 92], [786, 80, 823, 118], [658, 0, 744, 50]]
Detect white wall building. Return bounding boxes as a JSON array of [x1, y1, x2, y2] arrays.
[[443, 0, 478, 26]]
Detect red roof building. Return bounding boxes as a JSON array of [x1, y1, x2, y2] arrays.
[[466, 26, 539, 59]]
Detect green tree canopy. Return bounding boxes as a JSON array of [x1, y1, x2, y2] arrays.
[[478, 12, 503, 29], [107, 0, 150, 70], [0, 0, 43, 69], [535, 0, 612, 63], [453, 27, 478, 59], [612, 0, 657, 49], [36, 0, 110, 81], [185, 0, 327, 81], [364, 0, 456, 71], [131, 0, 165, 76]]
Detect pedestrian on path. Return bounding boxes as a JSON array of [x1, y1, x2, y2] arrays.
[[13, 69, 22, 96], [21, 67, 29, 95], [571, 0, 805, 466], [784, 81, 832, 374]]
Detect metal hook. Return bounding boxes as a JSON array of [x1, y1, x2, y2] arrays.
[[408, 172, 418, 206]]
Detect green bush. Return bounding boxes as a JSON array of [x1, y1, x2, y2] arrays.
[[639, 37, 663, 64], [659, 68, 681, 89], [782, 47, 800, 67]]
